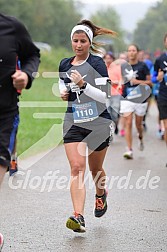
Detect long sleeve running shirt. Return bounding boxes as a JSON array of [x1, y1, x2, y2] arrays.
[[0, 13, 40, 118]]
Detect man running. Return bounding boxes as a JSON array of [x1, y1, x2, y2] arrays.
[[152, 33, 167, 166], [0, 13, 40, 250]]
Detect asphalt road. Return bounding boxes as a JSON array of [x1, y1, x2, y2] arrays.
[[0, 102, 167, 252]]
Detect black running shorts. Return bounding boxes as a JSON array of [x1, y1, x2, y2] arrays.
[[0, 114, 19, 168], [63, 120, 112, 151], [158, 101, 167, 120]]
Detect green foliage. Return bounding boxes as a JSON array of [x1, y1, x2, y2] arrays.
[[0, 0, 127, 52], [39, 47, 73, 73], [90, 7, 127, 53], [0, 0, 81, 49], [133, 0, 167, 52]]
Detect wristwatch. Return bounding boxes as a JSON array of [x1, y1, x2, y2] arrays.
[[81, 82, 87, 90]]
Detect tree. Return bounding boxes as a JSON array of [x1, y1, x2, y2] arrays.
[[133, 0, 167, 52], [0, 0, 81, 48], [90, 7, 126, 54]]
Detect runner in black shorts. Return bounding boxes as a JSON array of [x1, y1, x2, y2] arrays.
[[59, 19, 117, 232], [152, 33, 167, 166], [0, 13, 40, 251]]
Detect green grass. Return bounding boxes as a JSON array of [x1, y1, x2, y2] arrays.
[[17, 47, 74, 158], [18, 74, 66, 158]]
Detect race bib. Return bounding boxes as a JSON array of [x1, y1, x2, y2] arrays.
[[127, 86, 142, 100], [72, 101, 98, 123]]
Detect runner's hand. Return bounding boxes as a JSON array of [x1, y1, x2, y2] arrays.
[[60, 89, 69, 101], [70, 70, 84, 87], [12, 70, 28, 90]]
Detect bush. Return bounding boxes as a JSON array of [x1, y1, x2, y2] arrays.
[[39, 47, 73, 73]]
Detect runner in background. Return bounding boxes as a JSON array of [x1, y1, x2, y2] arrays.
[[151, 62, 165, 140], [152, 33, 167, 167], [144, 52, 153, 71], [120, 44, 152, 159], [142, 51, 154, 131], [118, 52, 127, 137], [138, 49, 145, 62], [104, 51, 119, 134], [9, 58, 21, 176]]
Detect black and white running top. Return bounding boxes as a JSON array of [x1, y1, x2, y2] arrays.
[[153, 53, 167, 102], [122, 61, 150, 103], [59, 54, 111, 124]]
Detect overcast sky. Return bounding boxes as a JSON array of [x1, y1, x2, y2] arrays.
[[77, 0, 160, 31], [78, 0, 159, 4]]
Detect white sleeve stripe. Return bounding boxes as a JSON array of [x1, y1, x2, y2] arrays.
[[84, 83, 106, 104], [58, 78, 67, 93], [95, 77, 108, 86]]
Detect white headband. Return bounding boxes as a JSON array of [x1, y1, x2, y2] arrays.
[[71, 25, 93, 43]]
